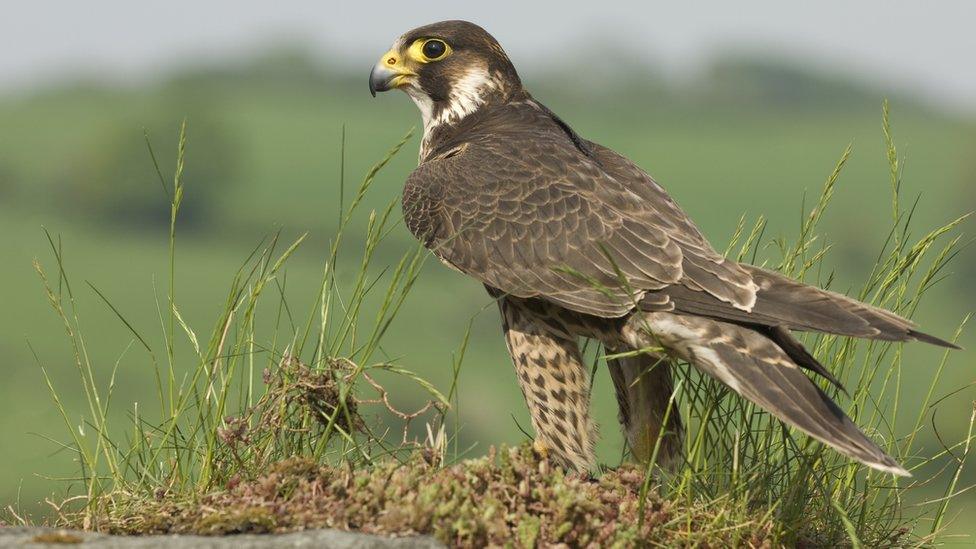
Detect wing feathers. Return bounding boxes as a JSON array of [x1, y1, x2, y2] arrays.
[[648, 314, 908, 476], [404, 100, 956, 347], [403, 101, 758, 318], [765, 326, 847, 393]]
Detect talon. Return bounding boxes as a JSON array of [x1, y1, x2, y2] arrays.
[[532, 439, 549, 459]]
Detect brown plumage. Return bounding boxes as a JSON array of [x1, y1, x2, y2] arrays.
[[369, 20, 958, 476]]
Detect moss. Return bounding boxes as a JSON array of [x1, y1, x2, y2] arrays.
[[516, 515, 540, 548], [192, 507, 276, 535], [74, 444, 797, 546]]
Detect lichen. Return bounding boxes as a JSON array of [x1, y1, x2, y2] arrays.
[[31, 530, 83, 544]]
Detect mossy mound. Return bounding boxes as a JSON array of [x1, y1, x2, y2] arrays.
[[88, 445, 780, 547]]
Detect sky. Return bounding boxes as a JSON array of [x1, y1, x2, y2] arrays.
[[3, 0, 975, 112]]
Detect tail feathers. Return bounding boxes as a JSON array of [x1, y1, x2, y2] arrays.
[[648, 265, 960, 350], [909, 329, 962, 350], [658, 315, 909, 476], [743, 265, 959, 349]]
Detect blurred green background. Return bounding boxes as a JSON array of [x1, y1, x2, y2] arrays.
[[1, 3, 974, 538]]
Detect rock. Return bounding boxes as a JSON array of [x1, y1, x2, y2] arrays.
[[0, 527, 444, 548]]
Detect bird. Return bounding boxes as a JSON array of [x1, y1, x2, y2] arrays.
[[368, 20, 958, 476]]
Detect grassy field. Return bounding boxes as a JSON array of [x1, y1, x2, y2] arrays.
[[1, 56, 974, 539]]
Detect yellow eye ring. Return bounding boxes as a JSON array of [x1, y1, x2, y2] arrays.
[[410, 38, 452, 62]]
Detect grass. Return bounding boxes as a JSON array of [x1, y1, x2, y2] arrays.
[[2, 74, 973, 516], [647, 104, 973, 546], [4, 104, 972, 546]]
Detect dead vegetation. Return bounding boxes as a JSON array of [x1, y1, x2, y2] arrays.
[[200, 352, 448, 491]]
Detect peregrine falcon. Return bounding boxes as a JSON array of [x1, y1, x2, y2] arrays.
[[368, 20, 957, 475]]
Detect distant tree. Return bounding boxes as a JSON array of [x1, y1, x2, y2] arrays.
[[703, 56, 881, 110], [57, 114, 238, 231]]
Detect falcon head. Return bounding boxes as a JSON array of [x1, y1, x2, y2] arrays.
[[369, 21, 522, 131]]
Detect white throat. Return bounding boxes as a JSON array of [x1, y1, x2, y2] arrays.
[[406, 65, 498, 160]]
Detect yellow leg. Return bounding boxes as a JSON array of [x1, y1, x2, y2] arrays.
[[607, 351, 683, 468], [498, 297, 596, 472]]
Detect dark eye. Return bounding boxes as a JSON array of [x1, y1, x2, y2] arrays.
[[422, 39, 448, 60]]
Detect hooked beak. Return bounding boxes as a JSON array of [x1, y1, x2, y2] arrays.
[[369, 50, 416, 97]]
